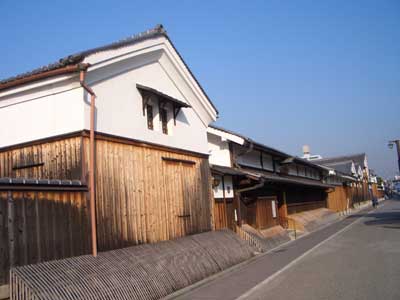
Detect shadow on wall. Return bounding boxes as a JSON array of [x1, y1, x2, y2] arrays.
[[0, 191, 92, 285]]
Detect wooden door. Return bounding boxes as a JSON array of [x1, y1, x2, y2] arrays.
[[256, 196, 278, 229], [163, 160, 194, 239]]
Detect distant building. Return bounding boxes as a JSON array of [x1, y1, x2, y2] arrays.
[[207, 126, 333, 232], [302, 146, 379, 206]]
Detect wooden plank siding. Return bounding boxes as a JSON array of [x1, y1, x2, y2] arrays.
[[238, 196, 279, 230], [0, 136, 83, 180], [84, 137, 213, 251], [0, 190, 91, 285], [255, 196, 279, 229], [214, 198, 235, 231], [0, 132, 214, 285], [286, 188, 328, 215], [327, 186, 349, 212]]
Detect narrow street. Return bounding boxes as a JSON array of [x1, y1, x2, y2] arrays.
[[174, 199, 400, 300]]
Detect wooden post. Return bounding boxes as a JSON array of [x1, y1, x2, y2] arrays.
[[34, 192, 42, 262], [222, 176, 228, 228], [21, 193, 28, 265], [278, 191, 288, 226], [235, 192, 242, 227], [7, 191, 15, 268]]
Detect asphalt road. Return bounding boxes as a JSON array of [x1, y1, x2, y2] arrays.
[[174, 199, 400, 300], [242, 198, 400, 300]]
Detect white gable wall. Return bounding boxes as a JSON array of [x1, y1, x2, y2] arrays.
[[85, 58, 209, 154]]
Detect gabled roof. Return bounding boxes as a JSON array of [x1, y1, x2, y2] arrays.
[[0, 25, 218, 115], [318, 160, 355, 176], [209, 124, 291, 158], [1, 26, 165, 86], [280, 156, 330, 172], [313, 153, 366, 168]]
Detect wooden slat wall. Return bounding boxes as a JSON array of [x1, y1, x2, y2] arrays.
[[88, 138, 213, 251], [256, 196, 279, 229], [327, 186, 348, 212], [0, 136, 83, 180], [214, 199, 235, 231], [0, 190, 91, 286], [286, 188, 327, 214], [287, 201, 326, 214]]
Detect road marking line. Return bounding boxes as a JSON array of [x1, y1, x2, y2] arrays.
[[236, 210, 373, 300]]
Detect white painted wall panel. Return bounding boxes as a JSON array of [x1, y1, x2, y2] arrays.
[[212, 175, 234, 199], [213, 174, 224, 199], [0, 87, 84, 148], [223, 175, 234, 198], [207, 132, 232, 167]]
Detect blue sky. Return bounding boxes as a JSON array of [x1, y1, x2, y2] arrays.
[[1, 0, 399, 178]]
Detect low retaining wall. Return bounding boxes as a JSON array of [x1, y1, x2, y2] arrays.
[[240, 225, 290, 253], [289, 208, 339, 233], [10, 230, 254, 300]]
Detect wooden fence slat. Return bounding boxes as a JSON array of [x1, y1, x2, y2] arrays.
[[1, 190, 91, 286], [8, 191, 15, 268]]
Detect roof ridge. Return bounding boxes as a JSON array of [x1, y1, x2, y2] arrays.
[[0, 24, 167, 86]]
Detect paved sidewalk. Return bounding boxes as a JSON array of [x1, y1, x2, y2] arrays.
[[171, 204, 376, 300]]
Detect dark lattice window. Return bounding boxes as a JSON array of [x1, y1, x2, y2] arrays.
[[160, 108, 168, 134], [147, 105, 153, 130]]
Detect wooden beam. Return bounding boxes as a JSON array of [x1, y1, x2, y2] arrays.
[[12, 162, 44, 170], [161, 157, 196, 165]]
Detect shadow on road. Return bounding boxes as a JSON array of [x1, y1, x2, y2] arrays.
[[363, 212, 400, 229], [346, 199, 400, 229]]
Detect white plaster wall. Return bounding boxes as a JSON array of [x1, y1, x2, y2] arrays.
[[85, 60, 209, 154], [224, 175, 234, 198], [213, 174, 234, 199], [0, 86, 84, 148], [213, 174, 224, 198], [207, 132, 232, 167]]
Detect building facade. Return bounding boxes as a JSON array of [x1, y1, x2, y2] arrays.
[[0, 25, 218, 285]]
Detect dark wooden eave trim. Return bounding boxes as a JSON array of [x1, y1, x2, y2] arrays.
[[0, 185, 88, 191], [0, 65, 82, 92], [136, 84, 191, 108], [137, 83, 191, 125]]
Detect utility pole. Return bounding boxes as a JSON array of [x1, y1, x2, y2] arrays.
[[388, 140, 400, 174]]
